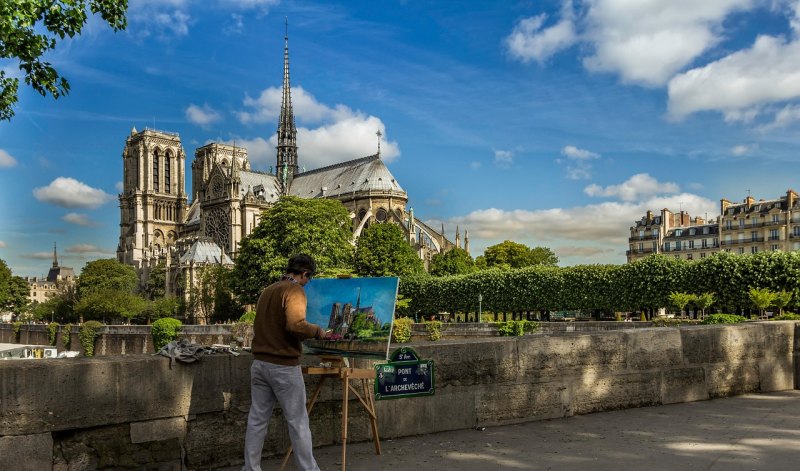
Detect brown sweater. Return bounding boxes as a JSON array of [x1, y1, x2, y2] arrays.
[[252, 279, 324, 366]]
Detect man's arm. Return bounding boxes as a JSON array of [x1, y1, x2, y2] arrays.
[[285, 287, 325, 340]]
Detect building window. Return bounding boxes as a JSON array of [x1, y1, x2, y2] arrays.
[[700, 252, 706, 259], [638, 243, 644, 252], [652, 229, 659, 237], [726, 220, 732, 230], [675, 241, 682, 250], [703, 227, 709, 234], [739, 219, 745, 228], [751, 246, 758, 254], [751, 217, 758, 227], [701, 239, 708, 248], [751, 231, 758, 242], [770, 229, 779, 240], [376, 208, 388, 222], [639, 230, 645, 239], [153, 150, 160, 192], [688, 240, 694, 249], [739, 248, 745, 254], [689, 228, 696, 236], [773, 214, 780, 223], [794, 226, 800, 237], [165, 155, 171, 193], [772, 244, 779, 251], [687, 253, 693, 260]]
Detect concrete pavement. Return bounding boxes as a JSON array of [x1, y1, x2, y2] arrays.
[[255, 390, 800, 471]]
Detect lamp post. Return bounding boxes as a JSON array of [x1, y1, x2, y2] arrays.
[[478, 293, 482, 323]]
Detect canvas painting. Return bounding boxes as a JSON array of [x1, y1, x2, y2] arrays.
[[303, 277, 399, 359]]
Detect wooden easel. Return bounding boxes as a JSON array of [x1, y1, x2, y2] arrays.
[[280, 356, 381, 470]]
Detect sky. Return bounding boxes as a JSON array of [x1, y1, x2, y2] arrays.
[[3, 0, 800, 276]]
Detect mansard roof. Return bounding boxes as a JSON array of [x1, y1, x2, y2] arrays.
[[179, 238, 233, 265], [289, 154, 405, 199]]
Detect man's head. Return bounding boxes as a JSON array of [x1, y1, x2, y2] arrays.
[[286, 254, 316, 285]]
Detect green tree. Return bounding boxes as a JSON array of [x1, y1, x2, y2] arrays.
[[0, 0, 129, 121], [231, 196, 354, 303], [354, 223, 424, 277], [429, 247, 475, 276], [73, 289, 146, 323], [0, 258, 11, 308], [749, 287, 776, 319], [142, 296, 180, 324], [77, 258, 137, 298], [694, 292, 715, 319], [773, 290, 792, 316], [483, 241, 558, 269], [5, 276, 30, 313], [143, 261, 166, 300], [668, 292, 695, 318]]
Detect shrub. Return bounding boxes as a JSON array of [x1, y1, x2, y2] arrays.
[[497, 320, 539, 336], [702, 314, 747, 325], [651, 318, 697, 327], [239, 310, 257, 324], [152, 317, 183, 351], [615, 312, 622, 322], [12, 321, 22, 341], [640, 312, 647, 322], [62, 323, 73, 350], [392, 317, 414, 343], [425, 320, 442, 341], [774, 313, 800, 321], [79, 321, 104, 357], [47, 322, 59, 346]]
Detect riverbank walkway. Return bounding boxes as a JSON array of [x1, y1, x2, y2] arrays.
[[244, 390, 800, 470]]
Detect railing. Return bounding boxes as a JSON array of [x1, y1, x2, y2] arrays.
[[721, 237, 764, 246]]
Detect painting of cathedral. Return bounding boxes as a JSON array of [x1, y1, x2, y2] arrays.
[[116, 31, 467, 301]]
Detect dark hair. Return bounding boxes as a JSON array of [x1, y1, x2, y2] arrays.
[[286, 253, 317, 276]]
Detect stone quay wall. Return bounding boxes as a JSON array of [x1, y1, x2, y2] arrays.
[[1, 322, 797, 470]]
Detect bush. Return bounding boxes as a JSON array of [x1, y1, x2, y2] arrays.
[[47, 322, 59, 346], [651, 318, 697, 327], [79, 321, 104, 357], [392, 317, 414, 343], [426, 320, 442, 341], [12, 321, 22, 341], [239, 310, 257, 324], [702, 314, 747, 325], [62, 323, 73, 350], [497, 320, 539, 336], [773, 313, 800, 321], [152, 317, 183, 351]]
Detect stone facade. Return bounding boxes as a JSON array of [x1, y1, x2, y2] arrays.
[[628, 189, 800, 262], [24, 244, 75, 306]]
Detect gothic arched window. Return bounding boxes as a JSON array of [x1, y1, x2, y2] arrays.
[[376, 208, 387, 222], [153, 149, 160, 192], [165, 151, 171, 194]]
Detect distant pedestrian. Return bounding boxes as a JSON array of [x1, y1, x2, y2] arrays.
[[243, 254, 329, 471]]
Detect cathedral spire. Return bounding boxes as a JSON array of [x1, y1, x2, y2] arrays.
[[276, 17, 299, 194], [52, 242, 59, 268]]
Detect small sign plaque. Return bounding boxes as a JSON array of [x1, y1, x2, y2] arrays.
[[374, 347, 434, 400]]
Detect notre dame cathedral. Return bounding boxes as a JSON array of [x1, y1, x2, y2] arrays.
[[116, 32, 466, 296]]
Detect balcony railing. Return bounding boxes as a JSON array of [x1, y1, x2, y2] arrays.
[[721, 237, 765, 246]]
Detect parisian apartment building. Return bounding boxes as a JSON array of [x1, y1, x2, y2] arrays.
[[627, 189, 800, 262]]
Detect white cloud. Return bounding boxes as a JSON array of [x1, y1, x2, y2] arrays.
[[758, 104, 800, 131], [186, 103, 222, 127], [128, 0, 191, 39], [218, 0, 280, 8], [0, 241, 5, 248], [0, 149, 17, 168], [561, 145, 599, 160], [66, 244, 114, 255], [506, 3, 577, 64], [494, 150, 514, 168], [438, 191, 716, 264], [470, 161, 482, 169], [115, 181, 124, 192], [584, 173, 680, 201], [731, 144, 758, 156], [24, 252, 54, 260], [668, 35, 800, 120], [237, 86, 400, 169], [62, 213, 99, 227], [33, 177, 115, 209]]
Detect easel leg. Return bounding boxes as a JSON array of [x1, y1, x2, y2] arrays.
[[362, 378, 381, 455], [280, 376, 327, 471], [341, 371, 349, 471]]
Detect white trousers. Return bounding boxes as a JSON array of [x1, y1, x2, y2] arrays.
[[243, 360, 319, 471]]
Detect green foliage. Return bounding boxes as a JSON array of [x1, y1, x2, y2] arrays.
[[640, 312, 647, 321], [668, 292, 696, 317], [239, 310, 257, 324], [184, 265, 242, 324], [12, 320, 22, 341], [47, 322, 58, 346], [356, 329, 374, 339], [483, 241, 558, 269], [694, 292, 715, 318], [143, 296, 180, 323], [151, 317, 182, 350], [0, 258, 11, 308], [425, 320, 442, 341], [62, 323, 73, 350], [429, 247, 476, 276], [143, 261, 166, 300], [702, 314, 747, 325], [774, 313, 800, 320], [392, 317, 414, 343], [354, 223, 424, 277], [748, 287, 776, 318], [77, 259, 138, 299], [4, 276, 29, 313], [0, 0, 128, 121], [79, 320, 104, 356], [497, 320, 539, 336], [651, 318, 698, 327], [232, 196, 354, 304], [773, 290, 792, 316], [74, 289, 146, 323]]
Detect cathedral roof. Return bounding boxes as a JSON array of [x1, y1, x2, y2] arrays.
[[179, 238, 233, 265], [239, 171, 281, 202], [289, 154, 405, 199]]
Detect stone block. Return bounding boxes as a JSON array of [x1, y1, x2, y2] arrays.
[[130, 417, 186, 444], [571, 371, 661, 415], [475, 381, 570, 425], [705, 362, 760, 398], [660, 367, 708, 404], [626, 328, 683, 370], [0, 433, 52, 471], [376, 386, 477, 438], [758, 356, 794, 392]]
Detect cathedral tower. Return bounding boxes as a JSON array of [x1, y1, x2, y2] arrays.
[[275, 22, 299, 193], [117, 128, 187, 268]]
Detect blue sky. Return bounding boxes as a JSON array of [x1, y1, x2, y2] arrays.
[[305, 277, 399, 328], [3, 0, 800, 276]]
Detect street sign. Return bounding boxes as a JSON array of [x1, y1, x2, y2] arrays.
[[374, 347, 434, 400]]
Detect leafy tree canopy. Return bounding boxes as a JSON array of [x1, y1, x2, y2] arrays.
[[0, 0, 128, 121], [74, 288, 146, 323], [354, 222, 424, 277], [77, 258, 137, 298], [482, 240, 559, 269], [231, 196, 354, 303], [429, 247, 476, 277], [0, 258, 13, 309], [143, 261, 166, 300]]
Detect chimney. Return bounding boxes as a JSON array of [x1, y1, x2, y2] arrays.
[[787, 189, 797, 208], [720, 198, 731, 215], [745, 195, 755, 208]]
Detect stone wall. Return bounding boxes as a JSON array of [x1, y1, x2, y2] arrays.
[[0, 322, 796, 470]]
